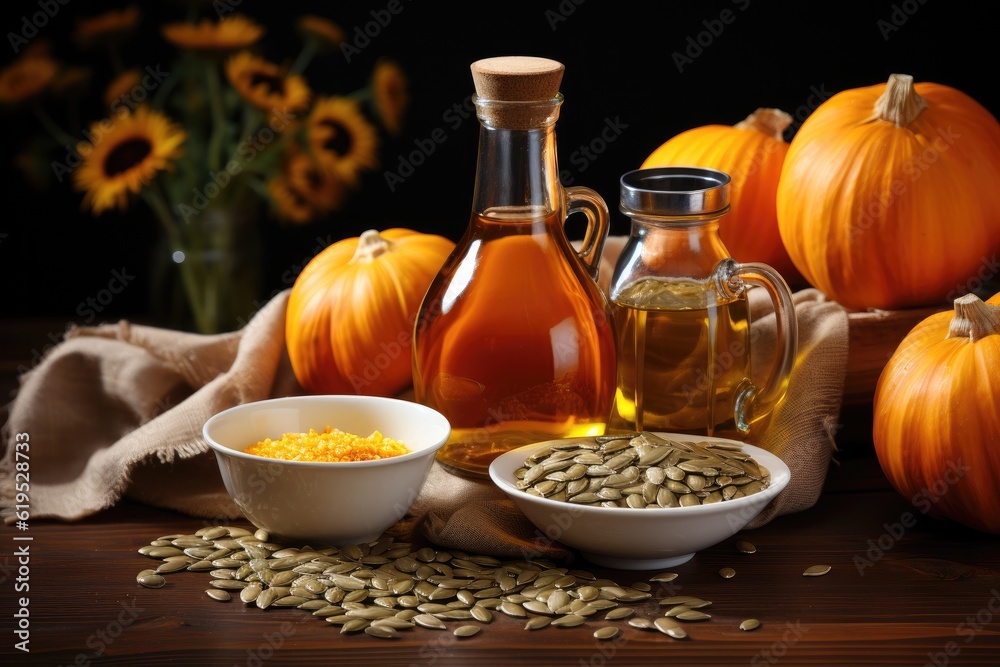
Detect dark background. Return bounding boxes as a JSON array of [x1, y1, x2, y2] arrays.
[[1, 0, 996, 327]]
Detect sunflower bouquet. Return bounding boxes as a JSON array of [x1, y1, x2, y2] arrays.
[[1, 7, 408, 334]]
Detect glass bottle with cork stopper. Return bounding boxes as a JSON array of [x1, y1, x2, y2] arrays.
[[412, 56, 617, 478]]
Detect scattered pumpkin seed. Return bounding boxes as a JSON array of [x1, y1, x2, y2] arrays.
[[740, 618, 761, 631], [551, 614, 586, 628], [659, 595, 712, 608], [172, 537, 211, 549], [298, 599, 328, 611], [134, 526, 738, 641], [364, 625, 398, 639], [273, 595, 310, 607], [255, 587, 282, 610], [499, 601, 527, 618], [155, 559, 190, 574], [604, 607, 634, 621], [341, 619, 369, 634], [240, 582, 263, 603], [145, 546, 185, 559], [654, 617, 688, 639], [346, 606, 396, 620], [719, 567, 736, 579], [628, 617, 654, 630], [199, 526, 229, 540], [676, 610, 712, 621], [803, 565, 831, 577], [413, 613, 447, 630], [136, 572, 166, 588], [471, 606, 494, 623], [313, 606, 344, 618], [187, 560, 216, 572], [454, 625, 480, 637], [736, 540, 757, 554], [524, 616, 551, 630]]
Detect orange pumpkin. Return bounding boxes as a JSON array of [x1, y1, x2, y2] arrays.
[[873, 292, 1000, 533], [642, 108, 800, 284], [777, 73, 1000, 310], [285, 228, 455, 396]]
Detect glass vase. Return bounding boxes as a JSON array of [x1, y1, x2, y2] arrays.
[[151, 204, 263, 335]]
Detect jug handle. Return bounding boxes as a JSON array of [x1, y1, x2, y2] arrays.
[[714, 258, 798, 434], [565, 186, 610, 280]]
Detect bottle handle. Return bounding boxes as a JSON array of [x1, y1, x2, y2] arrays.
[[565, 186, 610, 280], [714, 258, 798, 434]]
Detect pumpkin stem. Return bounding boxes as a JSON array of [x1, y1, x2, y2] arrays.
[[947, 293, 1000, 342], [874, 73, 928, 127], [351, 229, 392, 263], [734, 108, 793, 141]]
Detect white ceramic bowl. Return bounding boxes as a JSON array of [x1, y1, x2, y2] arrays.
[[203, 395, 450, 545], [489, 433, 790, 570]]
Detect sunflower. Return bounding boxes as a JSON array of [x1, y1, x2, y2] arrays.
[[72, 6, 141, 50], [225, 52, 311, 115], [267, 176, 313, 225], [297, 15, 346, 51], [73, 106, 187, 215], [162, 14, 264, 52], [372, 59, 408, 136], [103, 69, 141, 108], [0, 55, 58, 106], [307, 97, 380, 186], [285, 150, 347, 213], [268, 150, 347, 224]]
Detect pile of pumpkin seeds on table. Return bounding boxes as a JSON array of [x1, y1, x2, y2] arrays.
[[134, 526, 769, 641], [513, 431, 771, 508]]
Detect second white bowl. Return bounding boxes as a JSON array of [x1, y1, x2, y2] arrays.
[[489, 433, 790, 570]]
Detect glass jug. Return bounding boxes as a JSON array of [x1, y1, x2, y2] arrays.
[[412, 57, 617, 478], [606, 167, 797, 438]]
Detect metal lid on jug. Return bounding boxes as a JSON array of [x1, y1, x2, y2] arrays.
[[619, 167, 731, 218]]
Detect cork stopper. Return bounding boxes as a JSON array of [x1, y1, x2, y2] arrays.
[[470, 56, 564, 101], [470, 57, 565, 129]]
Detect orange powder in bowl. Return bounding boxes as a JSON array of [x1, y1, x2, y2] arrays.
[[244, 426, 410, 462]]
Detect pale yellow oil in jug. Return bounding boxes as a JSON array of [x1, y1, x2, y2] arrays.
[[607, 276, 750, 437]]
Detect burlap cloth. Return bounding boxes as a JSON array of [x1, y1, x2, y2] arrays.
[[0, 237, 848, 561]]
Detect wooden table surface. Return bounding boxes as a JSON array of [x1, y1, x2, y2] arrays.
[[3, 318, 1000, 666]]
